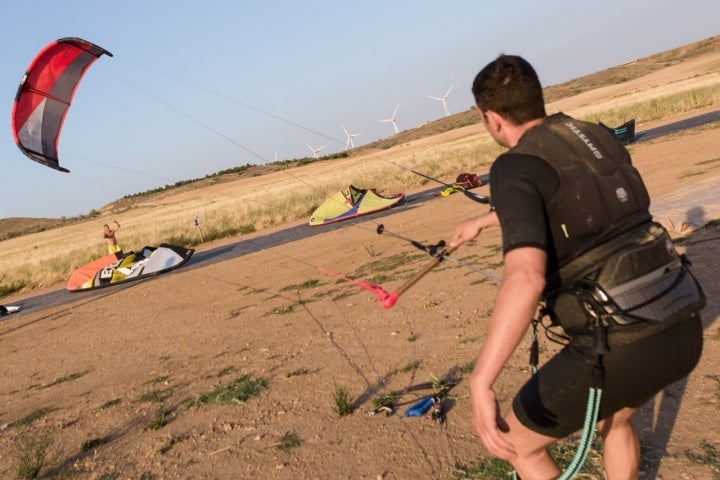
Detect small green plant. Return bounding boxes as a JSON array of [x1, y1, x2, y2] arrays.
[[685, 441, 720, 478], [146, 375, 169, 385], [286, 368, 310, 378], [183, 375, 268, 408], [459, 361, 475, 375], [16, 428, 54, 480], [452, 457, 511, 479], [372, 391, 400, 411], [333, 382, 354, 416], [217, 366, 235, 377], [267, 305, 293, 315], [422, 299, 441, 308], [38, 370, 90, 389], [155, 436, 177, 456], [99, 398, 122, 410], [11, 407, 56, 427], [280, 279, 320, 291], [81, 437, 106, 452], [145, 408, 168, 431], [275, 431, 302, 451], [138, 390, 164, 403], [400, 360, 420, 373]]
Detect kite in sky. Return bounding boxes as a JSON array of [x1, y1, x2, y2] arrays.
[[11, 37, 113, 173]]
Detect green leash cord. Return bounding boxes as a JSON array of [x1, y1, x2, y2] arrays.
[[555, 361, 603, 479], [512, 318, 606, 479]]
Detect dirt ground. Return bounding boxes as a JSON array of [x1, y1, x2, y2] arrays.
[[1, 66, 720, 478]]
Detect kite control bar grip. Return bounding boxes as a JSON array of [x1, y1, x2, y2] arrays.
[[381, 245, 457, 309], [381, 292, 400, 309]]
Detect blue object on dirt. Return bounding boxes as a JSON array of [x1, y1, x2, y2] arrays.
[[404, 396, 435, 417]]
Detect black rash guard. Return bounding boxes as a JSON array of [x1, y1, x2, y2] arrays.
[[490, 153, 559, 264], [490, 113, 652, 282]]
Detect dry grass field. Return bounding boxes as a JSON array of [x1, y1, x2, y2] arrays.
[[1, 37, 719, 479]]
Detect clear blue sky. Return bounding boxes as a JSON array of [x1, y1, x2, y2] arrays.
[[1, 1, 718, 218]]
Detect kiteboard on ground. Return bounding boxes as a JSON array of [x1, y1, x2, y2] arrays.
[[67, 244, 194, 292], [309, 185, 405, 226]]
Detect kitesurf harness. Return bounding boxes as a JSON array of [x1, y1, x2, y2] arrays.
[[546, 220, 706, 338]]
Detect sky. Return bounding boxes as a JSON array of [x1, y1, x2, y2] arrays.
[[1, 1, 718, 219]]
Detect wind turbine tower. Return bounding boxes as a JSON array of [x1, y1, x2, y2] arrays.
[[341, 124, 362, 150], [429, 84, 455, 117], [378, 104, 400, 134], [305, 142, 326, 159]]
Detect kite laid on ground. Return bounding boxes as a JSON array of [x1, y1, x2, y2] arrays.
[[309, 185, 405, 226], [67, 244, 194, 292], [11, 37, 113, 172], [0, 305, 23, 317], [599, 118, 635, 145]]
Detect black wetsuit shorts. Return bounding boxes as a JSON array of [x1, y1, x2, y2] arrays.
[[512, 314, 703, 438]]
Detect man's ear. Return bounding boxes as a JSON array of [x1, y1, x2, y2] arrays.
[[485, 111, 503, 134]]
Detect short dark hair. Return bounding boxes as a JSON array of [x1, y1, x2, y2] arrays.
[[471, 55, 546, 125]]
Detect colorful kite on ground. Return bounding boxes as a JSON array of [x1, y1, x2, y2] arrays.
[[309, 185, 405, 226], [11, 37, 113, 172], [67, 244, 194, 292]]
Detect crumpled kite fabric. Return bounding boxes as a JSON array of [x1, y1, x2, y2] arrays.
[[11, 37, 113, 173], [309, 185, 405, 226]]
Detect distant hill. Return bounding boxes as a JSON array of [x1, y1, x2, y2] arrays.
[[2, 35, 718, 242]]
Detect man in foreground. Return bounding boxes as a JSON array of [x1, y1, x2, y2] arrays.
[[450, 55, 704, 479]]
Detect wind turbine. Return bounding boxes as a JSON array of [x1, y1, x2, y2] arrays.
[[341, 124, 362, 150], [305, 142, 326, 158], [378, 103, 400, 134], [429, 84, 455, 116]]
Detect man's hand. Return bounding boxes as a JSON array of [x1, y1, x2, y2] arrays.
[[471, 384, 517, 460], [450, 211, 499, 248]]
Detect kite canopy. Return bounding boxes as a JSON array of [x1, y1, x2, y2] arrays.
[[67, 244, 194, 291], [309, 185, 405, 226], [11, 37, 113, 173]]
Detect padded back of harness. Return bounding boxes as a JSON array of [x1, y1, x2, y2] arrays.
[[511, 113, 651, 268]]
